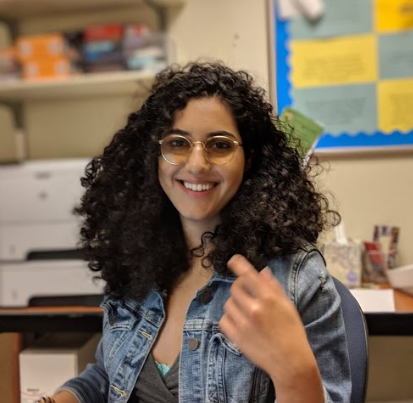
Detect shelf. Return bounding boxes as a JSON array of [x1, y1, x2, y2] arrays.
[[0, 70, 156, 101], [0, 0, 185, 19]]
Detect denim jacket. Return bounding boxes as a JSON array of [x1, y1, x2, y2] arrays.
[[58, 246, 351, 403]]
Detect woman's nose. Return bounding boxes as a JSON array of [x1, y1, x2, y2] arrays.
[[185, 143, 211, 173]]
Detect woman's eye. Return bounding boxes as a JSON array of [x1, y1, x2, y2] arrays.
[[170, 140, 189, 148], [209, 140, 232, 149]]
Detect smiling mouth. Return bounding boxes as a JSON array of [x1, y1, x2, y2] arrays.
[[180, 181, 217, 192]]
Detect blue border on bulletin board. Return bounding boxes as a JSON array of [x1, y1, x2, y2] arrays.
[[275, 11, 413, 151]]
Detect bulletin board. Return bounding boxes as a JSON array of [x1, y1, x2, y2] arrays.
[[274, 0, 413, 152]]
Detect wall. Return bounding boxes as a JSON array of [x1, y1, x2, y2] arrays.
[[317, 151, 413, 266], [167, 0, 271, 91]]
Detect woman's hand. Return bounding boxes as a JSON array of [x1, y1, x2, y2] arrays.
[[219, 254, 324, 403], [48, 392, 80, 403]]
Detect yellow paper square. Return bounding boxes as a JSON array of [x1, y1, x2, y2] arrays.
[[376, 0, 413, 32], [290, 35, 377, 88], [378, 79, 413, 132]]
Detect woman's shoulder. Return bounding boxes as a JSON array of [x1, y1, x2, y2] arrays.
[[267, 242, 325, 276], [100, 292, 141, 311], [267, 242, 333, 305]]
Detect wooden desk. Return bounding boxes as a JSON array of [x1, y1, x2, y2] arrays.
[[0, 306, 103, 333], [1, 289, 413, 335], [365, 288, 413, 336], [393, 288, 413, 311]]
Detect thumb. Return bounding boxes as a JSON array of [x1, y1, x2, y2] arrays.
[[259, 266, 274, 280], [259, 267, 284, 292]]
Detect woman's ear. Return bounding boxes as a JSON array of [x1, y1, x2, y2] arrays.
[[245, 150, 254, 172]]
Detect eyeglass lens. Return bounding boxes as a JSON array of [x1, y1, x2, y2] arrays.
[[161, 135, 236, 165]]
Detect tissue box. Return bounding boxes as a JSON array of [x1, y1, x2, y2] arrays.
[[323, 240, 363, 288], [19, 333, 100, 403], [386, 264, 413, 296]]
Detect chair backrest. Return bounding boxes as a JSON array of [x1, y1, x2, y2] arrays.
[[333, 277, 369, 403]]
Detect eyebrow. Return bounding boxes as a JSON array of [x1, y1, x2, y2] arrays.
[[165, 128, 238, 139]]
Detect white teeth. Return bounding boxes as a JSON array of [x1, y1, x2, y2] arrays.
[[183, 181, 215, 192]]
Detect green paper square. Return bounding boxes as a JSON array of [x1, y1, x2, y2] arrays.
[[279, 107, 324, 157]]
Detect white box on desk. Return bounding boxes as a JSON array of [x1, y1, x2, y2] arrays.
[[386, 264, 413, 296], [19, 333, 100, 403]]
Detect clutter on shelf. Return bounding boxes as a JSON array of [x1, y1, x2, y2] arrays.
[[0, 23, 172, 82], [373, 225, 400, 269], [323, 222, 405, 289], [363, 225, 400, 284]]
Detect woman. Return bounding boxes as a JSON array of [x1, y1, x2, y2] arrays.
[[41, 62, 351, 403]]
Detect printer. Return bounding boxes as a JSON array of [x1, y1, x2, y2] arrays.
[[0, 159, 105, 307]]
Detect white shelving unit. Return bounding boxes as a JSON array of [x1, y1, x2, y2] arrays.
[[0, 0, 186, 160], [0, 0, 185, 19], [0, 70, 156, 101], [0, 0, 185, 101]]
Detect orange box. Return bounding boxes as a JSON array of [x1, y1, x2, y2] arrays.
[[16, 33, 67, 62], [22, 57, 72, 81]]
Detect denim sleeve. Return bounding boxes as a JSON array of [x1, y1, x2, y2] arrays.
[[295, 250, 352, 403], [54, 336, 108, 403]]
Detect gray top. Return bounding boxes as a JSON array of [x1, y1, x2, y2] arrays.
[[127, 354, 179, 403]]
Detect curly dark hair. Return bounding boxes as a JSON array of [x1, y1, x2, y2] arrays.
[[76, 61, 339, 300]]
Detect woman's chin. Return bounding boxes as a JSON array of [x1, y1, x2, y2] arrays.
[[178, 211, 220, 227]]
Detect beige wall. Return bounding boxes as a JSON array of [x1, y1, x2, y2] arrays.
[[317, 150, 413, 266], [167, 0, 271, 92]]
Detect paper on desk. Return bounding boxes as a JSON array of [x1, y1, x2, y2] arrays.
[[350, 289, 395, 312]]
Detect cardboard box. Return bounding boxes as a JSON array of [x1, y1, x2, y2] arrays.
[[16, 34, 66, 62], [19, 333, 100, 403], [22, 57, 73, 81]]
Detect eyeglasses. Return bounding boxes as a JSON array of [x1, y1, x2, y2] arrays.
[[159, 134, 243, 165]]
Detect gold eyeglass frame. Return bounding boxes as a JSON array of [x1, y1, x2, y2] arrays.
[[158, 134, 243, 166]]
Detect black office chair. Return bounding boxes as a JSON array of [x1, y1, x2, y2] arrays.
[[333, 277, 369, 403]]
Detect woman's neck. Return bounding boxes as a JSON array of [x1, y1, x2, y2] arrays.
[[181, 216, 220, 250]]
